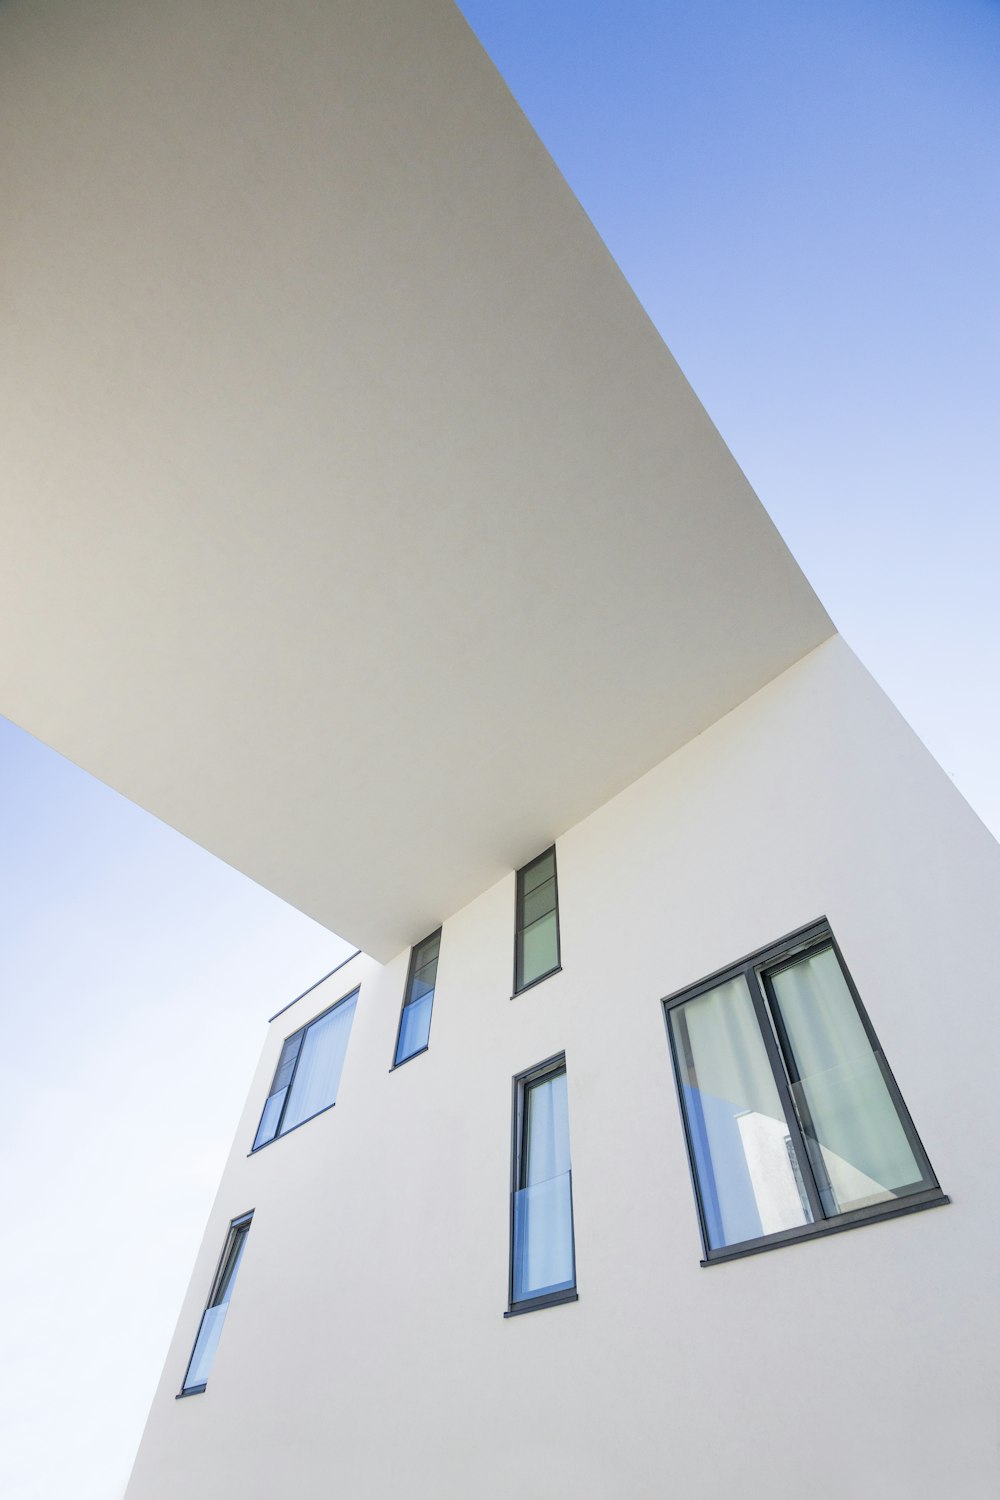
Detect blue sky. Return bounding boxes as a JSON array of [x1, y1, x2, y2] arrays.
[[2, 4, 997, 1495], [457, 0, 1000, 838], [0, 719, 353, 1498]]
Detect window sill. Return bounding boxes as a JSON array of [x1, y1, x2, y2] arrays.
[[504, 1288, 578, 1318], [389, 1045, 429, 1072], [176, 1385, 206, 1399], [247, 1100, 336, 1156], [700, 1188, 949, 1266], [511, 965, 562, 1000]]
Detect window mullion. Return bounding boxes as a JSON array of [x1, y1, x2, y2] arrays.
[[743, 965, 827, 1226], [760, 965, 842, 1217], [508, 1075, 524, 1308], [274, 1030, 305, 1138]]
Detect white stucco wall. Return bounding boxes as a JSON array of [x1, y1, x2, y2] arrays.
[[127, 636, 1000, 1499]]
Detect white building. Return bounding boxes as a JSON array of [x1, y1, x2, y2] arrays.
[[3, 3, 998, 1497]]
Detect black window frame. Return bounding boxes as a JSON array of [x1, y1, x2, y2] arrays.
[[662, 917, 948, 1266], [391, 927, 442, 1069], [505, 1051, 578, 1317], [177, 1210, 253, 1397], [512, 845, 562, 996], [250, 986, 360, 1153]]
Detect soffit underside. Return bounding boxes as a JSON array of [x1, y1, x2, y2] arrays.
[[0, 0, 833, 959]]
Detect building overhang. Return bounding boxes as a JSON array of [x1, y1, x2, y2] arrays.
[[0, 0, 832, 960]]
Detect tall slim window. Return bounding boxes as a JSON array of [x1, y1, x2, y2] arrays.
[[393, 929, 441, 1067], [252, 988, 358, 1150], [514, 846, 560, 993], [507, 1054, 577, 1315], [664, 921, 945, 1263], [180, 1212, 252, 1395]]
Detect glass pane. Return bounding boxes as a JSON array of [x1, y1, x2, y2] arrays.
[[183, 1219, 251, 1391], [517, 910, 558, 989], [512, 1070, 574, 1303], [410, 966, 434, 1002], [413, 931, 441, 972], [512, 1171, 574, 1302], [213, 1225, 249, 1307], [252, 1086, 288, 1150], [768, 947, 931, 1215], [183, 1304, 228, 1390], [409, 963, 437, 1004], [520, 850, 555, 898], [671, 977, 813, 1250], [406, 933, 440, 1005], [395, 990, 433, 1063], [281, 993, 358, 1133], [521, 875, 556, 928], [523, 1070, 570, 1184], [271, 1032, 303, 1094]]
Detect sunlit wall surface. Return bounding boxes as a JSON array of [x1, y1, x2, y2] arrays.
[[127, 640, 1000, 1500]]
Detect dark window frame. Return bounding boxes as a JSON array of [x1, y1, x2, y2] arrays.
[[505, 1051, 578, 1317], [512, 846, 562, 996], [391, 927, 442, 1070], [177, 1210, 253, 1397], [662, 917, 948, 1266], [250, 987, 360, 1153]]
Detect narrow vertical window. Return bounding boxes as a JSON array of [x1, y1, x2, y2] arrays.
[[180, 1212, 252, 1394], [514, 846, 560, 993], [252, 988, 358, 1150], [393, 928, 441, 1067], [507, 1054, 577, 1315], [664, 921, 945, 1262]]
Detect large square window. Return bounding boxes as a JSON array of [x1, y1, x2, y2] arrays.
[[663, 922, 946, 1262], [252, 988, 358, 1150]]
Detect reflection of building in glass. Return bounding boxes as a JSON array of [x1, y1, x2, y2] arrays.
[[735, 1107, 896, 1240], [735, 1110, 813, 1236]]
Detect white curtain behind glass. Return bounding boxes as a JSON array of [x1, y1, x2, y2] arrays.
[[524, 1071, 570, 1184], [769, 949, 925, 1212], [516, 1071, 573, 1299], [674, 977, 811, 1248], [282, 995, 358, 1132]]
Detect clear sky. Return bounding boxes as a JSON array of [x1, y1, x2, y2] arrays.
[[2, 3, 997, 1496], [458, 0, 1000, 840]]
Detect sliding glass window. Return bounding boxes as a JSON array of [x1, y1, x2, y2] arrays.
[[514, 846, 560, 993], [252, 988, 358, 1150], [180, 1212, 252, 1394], [508, 1054, 577, 1315], [393, 929, 441, 1067], [664, 921, 945, 1262]]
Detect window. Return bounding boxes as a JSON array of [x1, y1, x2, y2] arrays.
[[507, 1054, 577, 1315], [663, 920, 946, 1263], [252, 988, 358, 1150], [180, 1212, 252, 1395], [393, 929, 441, 1067], [514, 846, 560, 993]]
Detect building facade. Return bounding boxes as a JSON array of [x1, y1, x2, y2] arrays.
[[126, 635, 1000, 1498], [2, 1, 997, 1494]]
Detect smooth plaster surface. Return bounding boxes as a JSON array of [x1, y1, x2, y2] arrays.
[[1, 0, 831, 958], [128, 638, 1000, 1499]]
